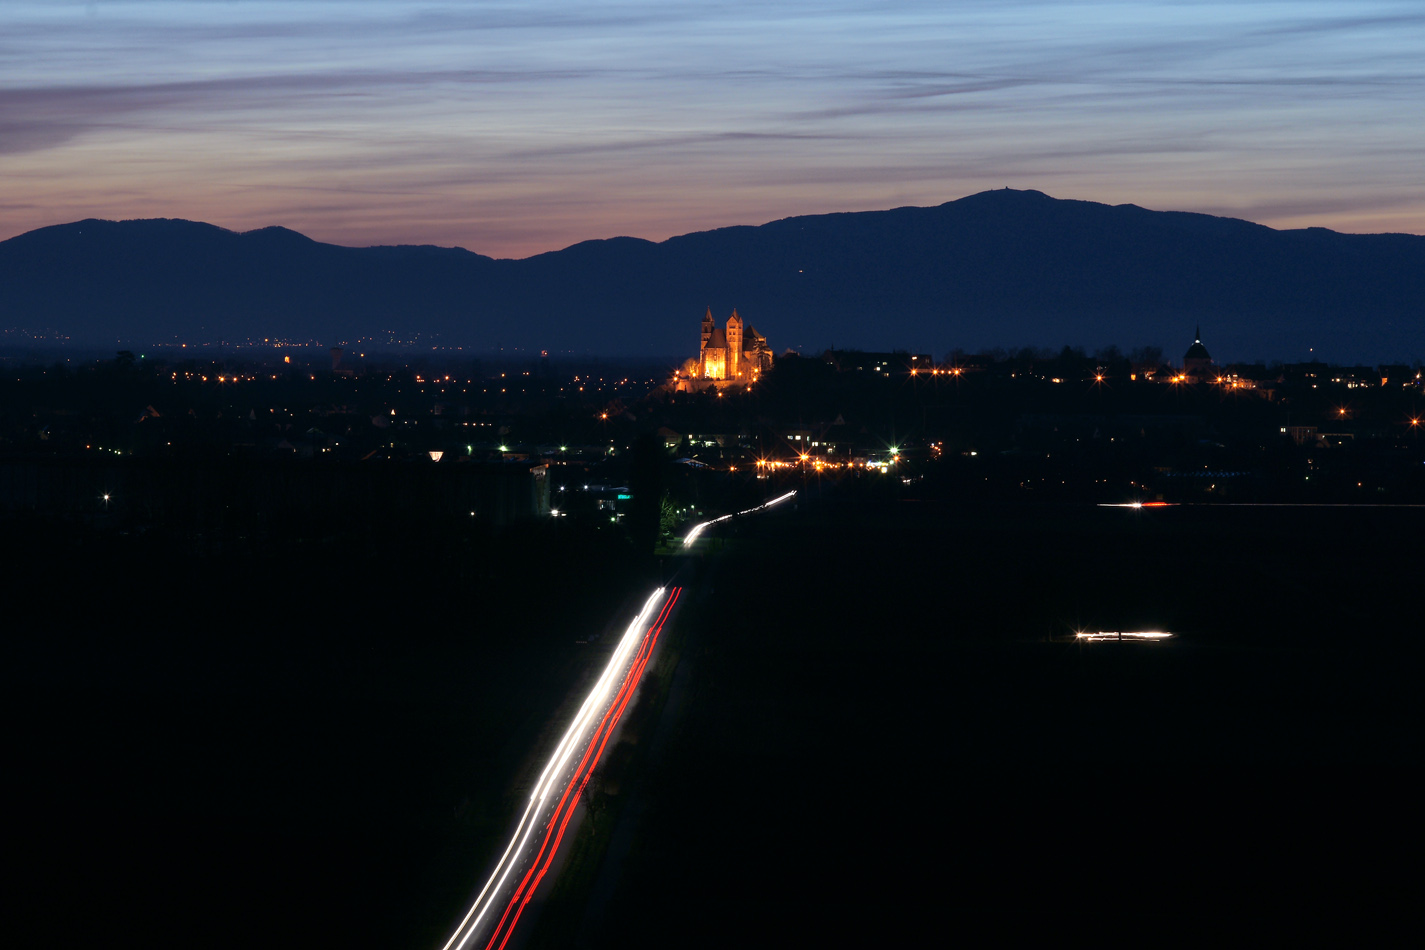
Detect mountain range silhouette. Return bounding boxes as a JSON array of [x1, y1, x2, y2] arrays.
[[2, 189, 1421, 362]]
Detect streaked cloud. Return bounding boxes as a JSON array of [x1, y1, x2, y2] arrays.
[[2, 1, 1422, 255]]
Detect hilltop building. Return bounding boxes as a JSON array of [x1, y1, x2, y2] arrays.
[[1183, 327, 1214, 379], [675, 309, 773, 391]]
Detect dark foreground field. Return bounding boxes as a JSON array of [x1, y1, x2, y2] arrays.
[[578, 500, 1422, 946], [6, 499, 1421, 948], [4, 519, 645, 950]]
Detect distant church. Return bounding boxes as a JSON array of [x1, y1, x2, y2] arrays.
[[675, 309, 773, 391], [1183, 326, 1214, 379]]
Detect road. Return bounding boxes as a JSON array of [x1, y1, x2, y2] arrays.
[[438, 586, 679, 950], [438, 489, 794, 950]]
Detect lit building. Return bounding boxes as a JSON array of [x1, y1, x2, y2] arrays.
[[676, 308, 773, 390]]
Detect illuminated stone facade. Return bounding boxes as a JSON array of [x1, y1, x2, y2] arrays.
[[677, 308, 773, 390]]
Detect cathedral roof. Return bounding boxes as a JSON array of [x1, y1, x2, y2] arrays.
[[707, 327, 727, 348]]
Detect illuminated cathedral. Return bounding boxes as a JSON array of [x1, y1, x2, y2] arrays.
[[675, 308, 773, 391]]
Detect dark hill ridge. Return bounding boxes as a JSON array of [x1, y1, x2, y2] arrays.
[[2, 190, 1422, 362]]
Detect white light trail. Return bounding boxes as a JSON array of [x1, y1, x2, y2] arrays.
[[440, 587, 668, 950], [536, 589, 664, 800], [1097, 501, 1173, 508], [1075, 630, 1174, 641], [681, 490, 796, 547], [442, 489, 795, 948]]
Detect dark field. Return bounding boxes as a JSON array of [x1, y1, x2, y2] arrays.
[[7, 500, 1421, 947], [579, 501, 1422, 947], [4, 520, 648, 950]]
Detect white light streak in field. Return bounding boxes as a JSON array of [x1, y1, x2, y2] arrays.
[[1098, 501, 1172, 508], [1075, 630, 1174, 641]]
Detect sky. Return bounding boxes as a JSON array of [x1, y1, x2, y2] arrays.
[[2, 1, 1423, 258]]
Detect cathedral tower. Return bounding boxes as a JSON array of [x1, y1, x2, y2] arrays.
[[726, 309, 743, 381], [678, 308, 772, 391]]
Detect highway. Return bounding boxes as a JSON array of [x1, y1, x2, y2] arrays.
[[438, 586, 680, 950], [438, 489, 794, 950], [681, 489, 797, 547]]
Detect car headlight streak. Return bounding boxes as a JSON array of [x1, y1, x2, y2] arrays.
[[682, 490, 796, 546], [1075, 630, 1173, 641], [440, 587, 668, 950], [441, 490, 796, 950]]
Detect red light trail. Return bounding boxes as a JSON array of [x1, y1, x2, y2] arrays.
[[442, 490, 793, 950], [479, 587, 680, 950]]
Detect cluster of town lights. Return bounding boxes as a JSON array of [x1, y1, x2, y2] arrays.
[[755, 454, 897, 471]]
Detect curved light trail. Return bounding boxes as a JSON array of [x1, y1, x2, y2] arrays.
[[682, 490, 796, 546], [439, 487, 795, 948], [440, 586, 680, 950]]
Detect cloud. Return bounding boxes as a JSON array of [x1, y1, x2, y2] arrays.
[[1, 1, 1423, 253]]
